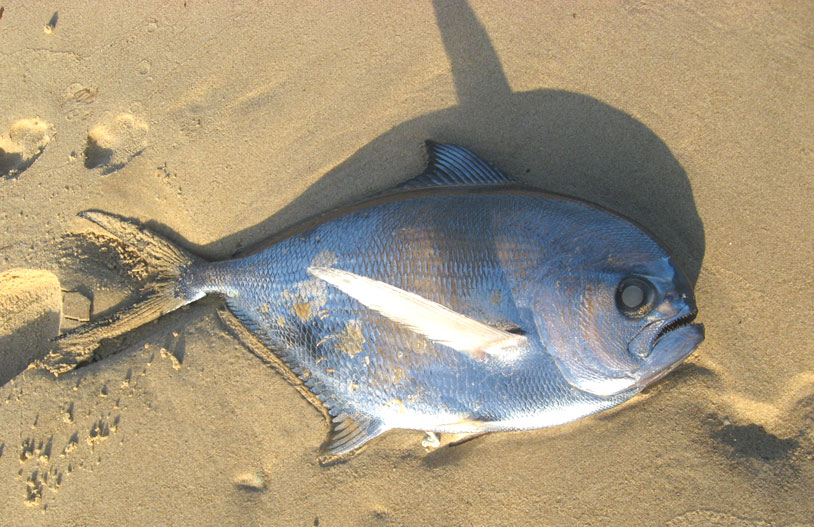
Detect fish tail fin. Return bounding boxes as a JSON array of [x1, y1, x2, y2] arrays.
[[36, 210, 203, 375]]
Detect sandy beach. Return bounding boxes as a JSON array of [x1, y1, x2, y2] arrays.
[[1, 1, 812, 525]]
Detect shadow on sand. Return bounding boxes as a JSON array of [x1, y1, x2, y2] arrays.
[[158, 0, 705, 282]]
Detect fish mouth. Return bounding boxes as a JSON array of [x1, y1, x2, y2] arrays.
[[631, 309, 704, 391], [628, 306, 698, 358], [653, 308, 699, 346]]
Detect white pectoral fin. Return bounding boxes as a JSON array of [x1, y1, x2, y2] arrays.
[[308, 266, 526, 362]]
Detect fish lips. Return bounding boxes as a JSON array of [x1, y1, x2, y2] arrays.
[[630, 311, 704, 391]]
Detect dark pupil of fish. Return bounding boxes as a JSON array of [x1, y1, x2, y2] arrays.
[[621, 283, 645, 308]]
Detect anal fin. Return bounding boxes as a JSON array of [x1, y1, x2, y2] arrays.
[[320, 409, 388, 461], [219, 302, 389, 461], [216, 307, 330, 421]]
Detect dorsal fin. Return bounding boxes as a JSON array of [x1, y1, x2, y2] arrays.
[[396, 142, 517, 190]]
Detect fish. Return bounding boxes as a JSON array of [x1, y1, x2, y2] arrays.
[[40, 142, 704, 459]]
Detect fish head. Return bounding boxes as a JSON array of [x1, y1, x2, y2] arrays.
[[533, 221, 704, 398]]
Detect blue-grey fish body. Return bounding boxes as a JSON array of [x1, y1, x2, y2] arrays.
[[49, 143, 704, 458]]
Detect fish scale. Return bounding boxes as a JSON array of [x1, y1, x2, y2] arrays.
[[192, 193, 630, 450], [43, 142, 703, 459]]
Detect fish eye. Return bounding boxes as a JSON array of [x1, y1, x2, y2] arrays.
[[615, 276, 656, 318]]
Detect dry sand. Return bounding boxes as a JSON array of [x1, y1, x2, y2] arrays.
[[1, 1, 812, 525]]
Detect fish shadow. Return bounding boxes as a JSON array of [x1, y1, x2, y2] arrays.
[[159, 0, 704, 284]]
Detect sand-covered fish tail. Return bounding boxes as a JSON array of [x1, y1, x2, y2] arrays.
[[36, 211, 203, 375]]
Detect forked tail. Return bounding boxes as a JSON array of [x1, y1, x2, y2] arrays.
[[37, 211, 203, 375]]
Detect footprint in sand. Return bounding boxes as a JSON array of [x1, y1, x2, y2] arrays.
[[83, 113, 148, 174], [0, 269, 62, 386], [0, 118, 54, 178]]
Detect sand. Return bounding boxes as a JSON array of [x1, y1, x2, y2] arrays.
[[1, 1, 812, 525]]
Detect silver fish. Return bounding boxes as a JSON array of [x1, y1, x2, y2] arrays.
[[43, 142, 704, 458]]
